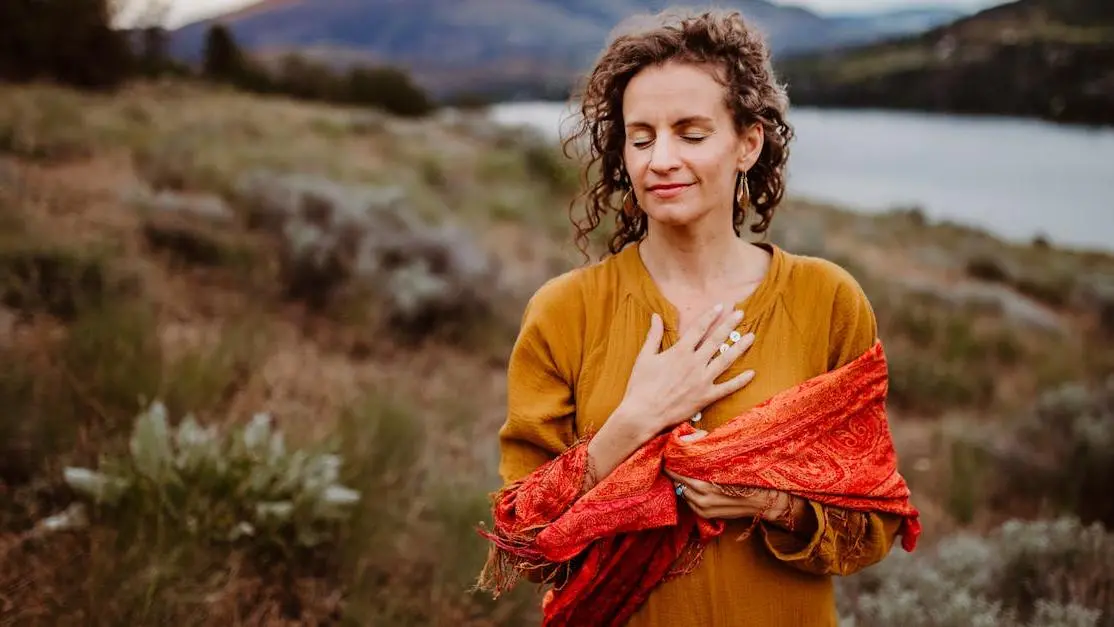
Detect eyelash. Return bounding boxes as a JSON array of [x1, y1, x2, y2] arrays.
[[631, 136, 707, 149]]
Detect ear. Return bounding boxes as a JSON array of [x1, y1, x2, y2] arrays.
[[735, 122, 764, 172]]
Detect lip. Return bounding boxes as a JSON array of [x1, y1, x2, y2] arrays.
[[647, 183, 693, 199]]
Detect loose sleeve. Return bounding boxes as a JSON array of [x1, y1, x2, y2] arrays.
[[761, 261, 903, 576], [497, 275, 585, 485], [761, 502, 904, 576], [478, 274, 592, 591]]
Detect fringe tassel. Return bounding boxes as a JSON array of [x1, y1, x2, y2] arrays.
[[473, 437, 596, 597]]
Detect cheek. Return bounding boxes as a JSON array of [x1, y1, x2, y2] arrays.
[[688, 141, 738, 175], [692, 155, 738, 190], [623, 147, 647, 175]]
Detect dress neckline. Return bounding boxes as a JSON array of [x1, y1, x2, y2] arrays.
[[618, 239, 787, 335]]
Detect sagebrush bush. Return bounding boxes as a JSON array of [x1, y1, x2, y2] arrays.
[[234, 169, 505, 342], [987, 377, 1114, 526], [61, 401, 361, 550], [837, 517, 1113, 627]]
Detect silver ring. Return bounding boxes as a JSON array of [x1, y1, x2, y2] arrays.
[[675, 483, 686, 498]]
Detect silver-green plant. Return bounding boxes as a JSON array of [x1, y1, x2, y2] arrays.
[[836, 517, 1111, 627], [58, 401, 361, 549]]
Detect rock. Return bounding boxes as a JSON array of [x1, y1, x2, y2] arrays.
[[125, 187, 242, 268], [124, 186, 235, 222], [142, 215, 237, 268], [901, 275, 1068, 334], [143, 190, 234, 224], [233, 170, 501, 335]]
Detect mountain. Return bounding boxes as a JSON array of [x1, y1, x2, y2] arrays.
[[168, 0, 954, 99], [825, 7, 968, 43], [778, 0, 1114, 125]]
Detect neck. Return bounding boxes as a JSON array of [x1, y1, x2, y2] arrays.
[[638, 215, 756, 293]]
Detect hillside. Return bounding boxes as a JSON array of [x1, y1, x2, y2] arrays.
[[2, 81, 1113, 625], [778, 0, 1114, 126], [168, 0, 964, 99]]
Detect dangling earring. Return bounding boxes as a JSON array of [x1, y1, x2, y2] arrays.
[[736, 170, 751, 209], [622, 184, 639, 216]]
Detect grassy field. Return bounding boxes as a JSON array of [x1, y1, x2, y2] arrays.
[[1, 80, 1112, 626]]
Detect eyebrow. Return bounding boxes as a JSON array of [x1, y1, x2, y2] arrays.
[[625, 115, 715, 130]]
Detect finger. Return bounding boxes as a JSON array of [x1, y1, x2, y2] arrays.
[[694, 306, 737, 353], [665, 471, 700, 496], [676, 303, 725, 351], [679, 429, 707, 443], [637, 313, 664, 360], [683, 476, 718, 495], [696, 310, 747, 363], [707, 331, 756, 378], [711, 368, 756, 399], [666, 472, 712, 499], [693, 507, 732, 520]]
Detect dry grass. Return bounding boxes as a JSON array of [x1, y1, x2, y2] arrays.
[[0, 80, 1111, 626]]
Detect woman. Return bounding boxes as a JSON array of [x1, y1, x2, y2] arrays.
[[477, 9, 920, 627]]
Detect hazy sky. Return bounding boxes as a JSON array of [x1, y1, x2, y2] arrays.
[[141, 0, 1006, 29]]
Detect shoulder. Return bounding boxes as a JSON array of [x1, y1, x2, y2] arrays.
[[782, 251, 873, 315], [521, 252, 624, 327], [515, 256, 620, 375], [523, 260, 605, 324], [779, 250, 878, 369]]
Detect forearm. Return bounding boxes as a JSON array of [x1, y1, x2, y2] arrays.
[[584, 407, 653, 491]]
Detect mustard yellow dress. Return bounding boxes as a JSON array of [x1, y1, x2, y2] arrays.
[[497, 242, 903, 626]]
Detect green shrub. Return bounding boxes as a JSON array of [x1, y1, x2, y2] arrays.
[[0, 347, 74, 493], [161, 316, 269, 418], [0, 241, 109, 319], [61, 300, 163, 419], [837, 517, 1113, 627], [132, 134, 229, 193], [887, 357, 995, 415], [966, 255, 1011, 283], [0, 92, 93, 162], [334, 395, 539, 625], [987, 378, 1114, 526], [61, 401, 362, 551]]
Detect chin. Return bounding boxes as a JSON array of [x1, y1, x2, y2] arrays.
[[643, 202, 708, 228]]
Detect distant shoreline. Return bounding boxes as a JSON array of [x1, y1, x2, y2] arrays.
[[485, 101, 1114, 255]]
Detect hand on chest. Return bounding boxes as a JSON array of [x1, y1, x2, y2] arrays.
[[576, 303, 818, 436]]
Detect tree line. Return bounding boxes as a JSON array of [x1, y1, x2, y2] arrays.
[[0, 0, 434, 117]]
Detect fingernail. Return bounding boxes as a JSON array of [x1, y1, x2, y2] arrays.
[[734, 311, 744, 321], [744, 369, 756, 380], [680, 430, 707, 442]]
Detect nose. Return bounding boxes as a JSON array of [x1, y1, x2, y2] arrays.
[[648, 135, 682, 173]]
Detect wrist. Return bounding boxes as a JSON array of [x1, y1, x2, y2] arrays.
[[761, 492, 796, 525], [607, 403, 658, 444]]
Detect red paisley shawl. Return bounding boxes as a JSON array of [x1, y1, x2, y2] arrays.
[[477, 340, 921, 627]]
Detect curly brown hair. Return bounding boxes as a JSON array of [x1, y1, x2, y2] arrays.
[[562, 9, 794, 259]]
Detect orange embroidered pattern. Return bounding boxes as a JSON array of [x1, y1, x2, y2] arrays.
[[477, 340, 921, 627]]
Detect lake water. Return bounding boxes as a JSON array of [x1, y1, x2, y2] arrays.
[[488, 102, 1114, 253]]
